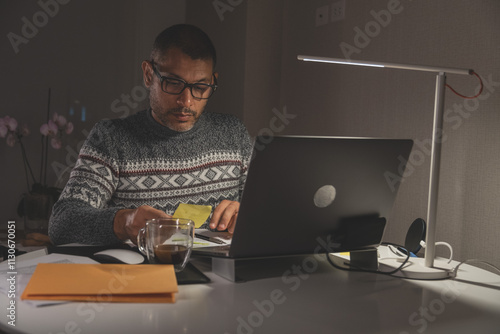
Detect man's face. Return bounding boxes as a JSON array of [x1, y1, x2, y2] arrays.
[[142, 47, 216, 132]]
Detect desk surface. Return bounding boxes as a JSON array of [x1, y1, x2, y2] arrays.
[[1, 253, 500, 334]]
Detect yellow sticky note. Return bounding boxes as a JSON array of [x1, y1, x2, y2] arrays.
[[173, 203, 212, 228]]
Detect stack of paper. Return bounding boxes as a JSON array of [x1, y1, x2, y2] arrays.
[[21, 263, 178, 303]]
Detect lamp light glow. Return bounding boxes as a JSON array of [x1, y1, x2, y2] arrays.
[[299, 57, 385, 68], [297, 55, 472, 75]]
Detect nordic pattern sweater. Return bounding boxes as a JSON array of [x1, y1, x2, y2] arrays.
[[48, 109, 253, 245]]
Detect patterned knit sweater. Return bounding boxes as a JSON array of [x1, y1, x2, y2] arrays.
[[49, 109, 253, 245]]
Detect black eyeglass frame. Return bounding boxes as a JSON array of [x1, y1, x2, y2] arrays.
[[149, 61, 218, 100]]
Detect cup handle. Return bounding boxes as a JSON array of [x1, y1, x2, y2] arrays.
[[137, 227, 147, 255]]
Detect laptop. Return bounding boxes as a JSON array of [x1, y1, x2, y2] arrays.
[[192, 135, 413, 259]]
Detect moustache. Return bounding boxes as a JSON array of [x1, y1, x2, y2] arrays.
[[168, 108, 196, 116]]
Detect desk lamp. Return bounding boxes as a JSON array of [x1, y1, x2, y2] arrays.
[[297, 55, 481, 279]]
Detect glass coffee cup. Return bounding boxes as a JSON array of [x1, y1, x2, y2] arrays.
[[137, 218, 194, 272]]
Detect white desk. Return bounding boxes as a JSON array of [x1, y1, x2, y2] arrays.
[[1, 252, 500, 334]]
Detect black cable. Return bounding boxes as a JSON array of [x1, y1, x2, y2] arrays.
[[324, 243, 410, 277]]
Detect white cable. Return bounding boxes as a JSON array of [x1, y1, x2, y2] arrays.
[[451, 259, 500, 278], [420, 240, 453, 263]]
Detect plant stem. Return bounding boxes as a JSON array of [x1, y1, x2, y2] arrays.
[[39, 133, 44, 184], [42, 88, 51, 187], [19, 140, 35, 191], [43, 136, 48, 186]]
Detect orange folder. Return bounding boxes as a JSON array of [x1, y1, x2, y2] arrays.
[[21, 263, 178, 303]]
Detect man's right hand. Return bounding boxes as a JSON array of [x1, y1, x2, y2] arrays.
[[113, 205, 171, 244]]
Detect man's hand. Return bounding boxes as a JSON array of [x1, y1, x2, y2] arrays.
[[113, 205, 171, 244], [209, 200, 239, 234]]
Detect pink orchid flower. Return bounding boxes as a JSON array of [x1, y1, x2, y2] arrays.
[[6, 133, 16, 147], [40, 120, 58, 136], [4, 116, 18, 131], [65, 122, 74, 134], [53, 112, 67, 127], [51, 137, 62, 149]]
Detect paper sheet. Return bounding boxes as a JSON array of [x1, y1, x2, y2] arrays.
[[173, 203, 212, 228], [0, 253, 99, 307], [193, 229, 232, 248]]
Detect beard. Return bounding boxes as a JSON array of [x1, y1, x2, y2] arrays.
[[149, 89, 204, 132], [158, 107, 201, 132]]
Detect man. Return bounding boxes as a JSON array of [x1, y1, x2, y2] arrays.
[[49, 24, 253, 245]]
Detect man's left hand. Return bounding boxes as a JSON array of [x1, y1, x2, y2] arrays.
[[209, 200, 239, 234]]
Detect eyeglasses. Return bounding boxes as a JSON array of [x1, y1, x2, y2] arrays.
[[149, 61, 217, 100]]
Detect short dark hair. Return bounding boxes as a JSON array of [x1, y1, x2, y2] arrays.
[[151, 24, 217, 69]]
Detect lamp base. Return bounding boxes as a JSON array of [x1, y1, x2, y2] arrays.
[[379, 257, 453, 280]]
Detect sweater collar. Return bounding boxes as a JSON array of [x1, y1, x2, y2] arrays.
[[146, 108, 205, 137]]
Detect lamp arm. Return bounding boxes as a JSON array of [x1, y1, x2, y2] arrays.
[[297, 55, 473, 76]]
